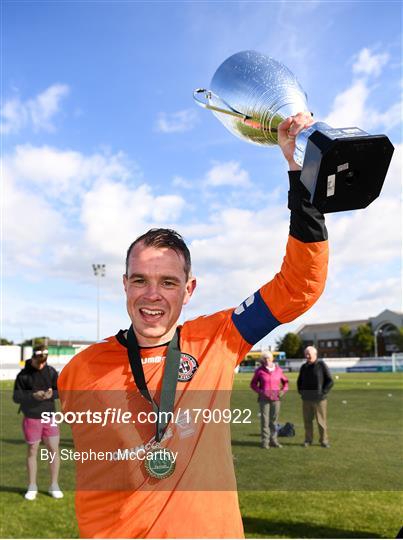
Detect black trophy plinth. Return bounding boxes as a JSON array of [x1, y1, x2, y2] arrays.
[[300, 129, 394, 214]]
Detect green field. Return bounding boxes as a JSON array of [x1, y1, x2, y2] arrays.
[[1, 373, 402, 538]]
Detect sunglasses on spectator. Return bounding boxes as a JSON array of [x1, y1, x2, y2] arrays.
[[34, 350, 48, 357]]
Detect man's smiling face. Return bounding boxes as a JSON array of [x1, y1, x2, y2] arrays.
[[123, 242, 196, 346]]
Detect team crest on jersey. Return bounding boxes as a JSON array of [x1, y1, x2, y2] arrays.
[[178, 353, 198, 382]]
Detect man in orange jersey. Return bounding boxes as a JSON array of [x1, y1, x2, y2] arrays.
[[59, 112, 329, 538]]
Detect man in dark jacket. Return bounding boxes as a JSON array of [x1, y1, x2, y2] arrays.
[[13, 344, 63, 500], [297, 345, 334, 448]]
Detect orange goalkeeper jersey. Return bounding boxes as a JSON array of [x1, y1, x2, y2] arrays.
[[59, 230, 328, 539], [59, 172, 328, 538]]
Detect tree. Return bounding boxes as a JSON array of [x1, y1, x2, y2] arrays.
[[276, 332, 303, 358], [21, 337, 50, 347], [353, 324, 374, 356], [339, 324, 352, 355], [339, 324, 351, 340], [391, 327, 403, 352], [0, 338, 13, 345]]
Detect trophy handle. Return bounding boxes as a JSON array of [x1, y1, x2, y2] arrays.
[[193, 88, 249, 120]]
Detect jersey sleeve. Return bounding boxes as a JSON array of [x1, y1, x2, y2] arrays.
[[13, 373, 28, 404], [250, 370, 261, 394], [322, 361, 334, 394], [231, 171, 328, 346], [50, 367, 59, 399]]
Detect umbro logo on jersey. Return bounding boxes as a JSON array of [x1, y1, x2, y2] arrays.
[[141, 356, 165, 364], [178, 353, 198, 382], [234, 294, 255, 315]]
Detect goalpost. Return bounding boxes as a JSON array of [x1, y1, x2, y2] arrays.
[[391, 353, 403, 373]]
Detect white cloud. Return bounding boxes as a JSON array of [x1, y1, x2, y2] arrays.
[[324, 79, 369, 128], [3, 291, 115, 343], [4, 143, 187, 290], [364, 102, 402, 132], [380, 142, 402, 199], [12, 305, 93, 326], [356, 278, 400, 302], [7, 144, 131, 199], [204, 161, 251, 188], [353, 48, 390, 77], [172, 175, 192, 189], [323, 47, 401, 132], [323, 79, 402, 132], [155, 109, 198, 133], [271, 1, 323, 65], [328, 197, 400, 271], [81, 182, 186, 259], [1, 99, 27, 135], [171, 161, 252, 192], [1, 84, 70, 134], [3, 166, 66, 269]]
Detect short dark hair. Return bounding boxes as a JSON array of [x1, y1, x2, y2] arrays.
[[125, 228, 191, 278]]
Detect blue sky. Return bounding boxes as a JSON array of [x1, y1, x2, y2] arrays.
[[2, 1, 402, 346]]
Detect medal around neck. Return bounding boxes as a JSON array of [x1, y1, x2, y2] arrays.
[[144, 446, 176, 480], [193, 50, 394, 214], [126, 327, 181, 480]]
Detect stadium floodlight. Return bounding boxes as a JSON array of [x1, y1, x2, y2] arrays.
[[92, 264, 106, 341]]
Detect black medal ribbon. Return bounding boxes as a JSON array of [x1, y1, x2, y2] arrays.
[[127, 325, 181, 443]]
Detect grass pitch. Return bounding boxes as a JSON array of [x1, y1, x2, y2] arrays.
[[1, 373, 402, 538]]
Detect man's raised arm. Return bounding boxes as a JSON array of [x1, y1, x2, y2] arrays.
[[231, 112, 328, 346]]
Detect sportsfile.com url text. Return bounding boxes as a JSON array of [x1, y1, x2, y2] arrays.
[[41, 408, 252, 427]]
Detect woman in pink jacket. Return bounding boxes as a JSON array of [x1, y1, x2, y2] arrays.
[[250, 351, 289, 449]]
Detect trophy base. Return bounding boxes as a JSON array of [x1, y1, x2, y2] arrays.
[[300, 131, 394, 214]]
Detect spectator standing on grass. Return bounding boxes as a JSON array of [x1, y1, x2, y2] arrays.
[[297, 345, 334, 448], [13, 344, 63, 500], [250, 351, 289, 449]]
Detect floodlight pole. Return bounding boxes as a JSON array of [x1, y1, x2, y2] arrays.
[[92, 264, 106, 341], [374, 328, 382, 358]]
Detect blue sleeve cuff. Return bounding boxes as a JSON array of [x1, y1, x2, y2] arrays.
[[231, 290, 280, 345]]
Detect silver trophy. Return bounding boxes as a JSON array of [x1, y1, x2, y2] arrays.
[[193, 50, 394, 213]]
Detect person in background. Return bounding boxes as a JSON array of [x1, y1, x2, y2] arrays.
[[250, 351, 289, 449], [297, 345, 334, 448], [13, 344, 63, 500]]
